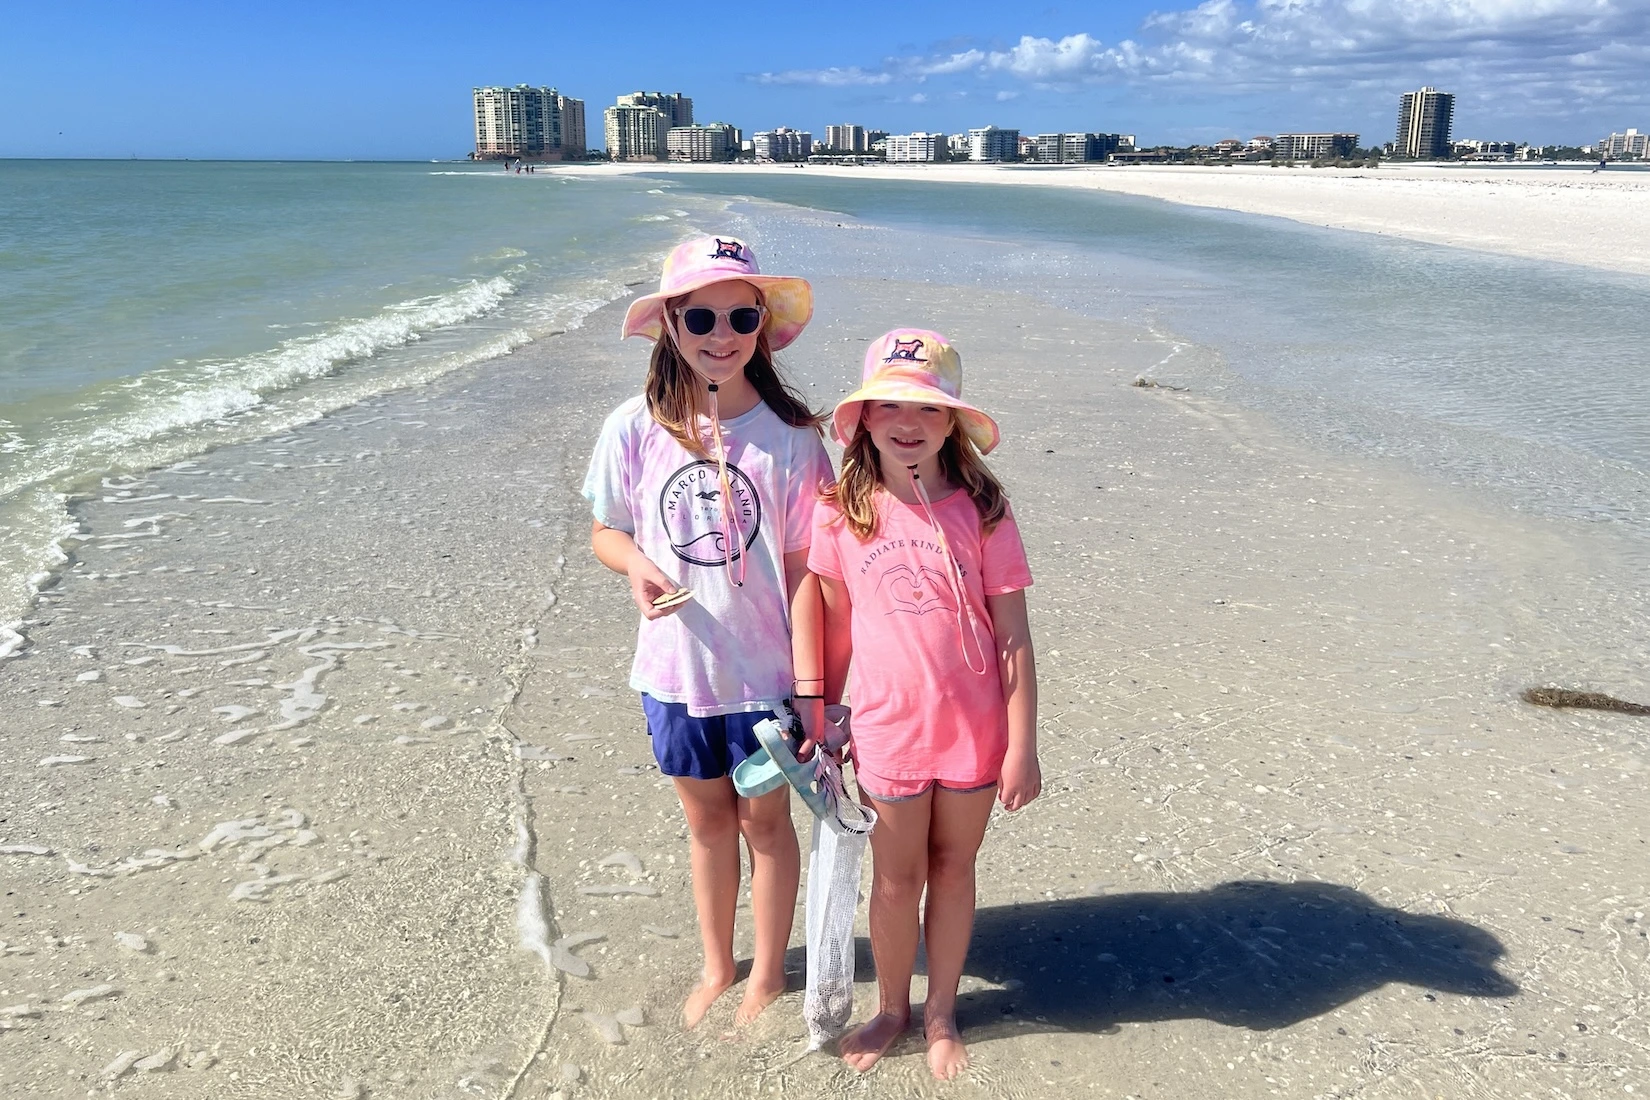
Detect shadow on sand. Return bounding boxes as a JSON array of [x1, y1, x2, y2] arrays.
[[813, 879, 1518, 1040]]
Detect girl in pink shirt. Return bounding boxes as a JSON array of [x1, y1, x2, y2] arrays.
[[808, 328, 1041, 1079]]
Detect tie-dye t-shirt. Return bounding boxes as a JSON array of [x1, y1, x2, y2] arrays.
[[808, 490, 1032, 785], [583, 395, 833, 716]]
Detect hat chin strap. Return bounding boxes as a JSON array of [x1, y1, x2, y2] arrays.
[[708, 383, 745, 589], [906, 465, 988, 675]]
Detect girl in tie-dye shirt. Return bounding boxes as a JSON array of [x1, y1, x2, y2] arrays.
[[583, 235, 831, 1028]]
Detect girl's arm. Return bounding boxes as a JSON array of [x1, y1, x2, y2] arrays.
[[818, 575, 853, 706], [591, 520, 686, 621], [819, 574, 854, 755], [988, 589, 1040, 811], [784, 549, 825, 754]]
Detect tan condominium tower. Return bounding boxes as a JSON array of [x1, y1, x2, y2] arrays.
[[616, 92, 693, 128], [605, 93, 693, 161], [1395, 87, 1454, 159], [473, 85, 585, 160], [605, 104, 667, 161]]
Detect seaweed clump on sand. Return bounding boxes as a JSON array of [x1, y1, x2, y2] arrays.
[[1520, 687, 1650, 716], [1132, 376, 1189, 392]]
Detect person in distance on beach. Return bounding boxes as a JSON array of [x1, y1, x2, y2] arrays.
[[583, 235, 831, 1028], [810, 329, 1041, 1079]]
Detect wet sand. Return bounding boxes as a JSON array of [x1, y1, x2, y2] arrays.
[[3, 211, 1648, 1099]]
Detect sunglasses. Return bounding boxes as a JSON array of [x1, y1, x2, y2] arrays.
[[674, 304, 766, 337]]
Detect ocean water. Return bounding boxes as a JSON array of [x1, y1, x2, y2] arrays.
[[5, 163, 1647, 652], [0, 161, 713, 647], [662, 173, 1650, 557]]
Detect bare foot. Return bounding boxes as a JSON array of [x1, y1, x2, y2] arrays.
[[839, 1010, 911, 1072], [683, 972, 735, 1029], [732, 976, 786, 1026], [925, 1014, 970, 1081]]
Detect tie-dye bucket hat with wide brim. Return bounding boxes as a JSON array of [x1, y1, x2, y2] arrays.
[[621, 235, 813, 350], [831, 328, 1001, 455]]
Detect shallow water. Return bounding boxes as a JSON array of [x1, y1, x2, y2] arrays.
[[0, 162, 717, 639], [661, 172, 1650, 556]]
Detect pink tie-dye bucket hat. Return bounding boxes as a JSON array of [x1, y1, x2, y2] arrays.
[[831, 329, 1001, 454], [622, 235, 813, 350]]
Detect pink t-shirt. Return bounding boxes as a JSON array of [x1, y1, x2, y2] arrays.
[[809, 489, 1033, 785]]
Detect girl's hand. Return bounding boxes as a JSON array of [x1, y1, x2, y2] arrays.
[[998, 746, 1041, 812], [791, 696, 825, 761], [627, 555, 686, 620]]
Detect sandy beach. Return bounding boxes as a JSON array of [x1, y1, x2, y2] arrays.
[[3, 196, 1648, 1100], [591, 160, 1650, 279]]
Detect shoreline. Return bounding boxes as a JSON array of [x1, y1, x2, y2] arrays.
[[3, 189, 1646, 1099], [572, 161, 1650, 279]]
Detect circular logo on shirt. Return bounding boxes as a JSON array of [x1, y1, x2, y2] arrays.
[[658, 460, 763, 567]]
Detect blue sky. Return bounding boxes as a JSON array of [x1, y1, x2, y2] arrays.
[[3, 1, 1646, 158]]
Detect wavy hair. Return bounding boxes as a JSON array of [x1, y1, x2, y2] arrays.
[[821, 413, 1008, 541], [644, 290, 822, 456]]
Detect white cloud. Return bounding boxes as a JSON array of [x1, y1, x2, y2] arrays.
[[918, 49, 987, 75], [752, 66, 891, 87], [985, 33, 1121, 79], [746, 1, 1650, 120]]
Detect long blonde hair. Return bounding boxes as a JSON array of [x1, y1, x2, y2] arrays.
[[643, 290, 821, 456], [822, 414, 1008, 540]]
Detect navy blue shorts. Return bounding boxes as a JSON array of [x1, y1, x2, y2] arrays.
[[641, 694, 769, 780]]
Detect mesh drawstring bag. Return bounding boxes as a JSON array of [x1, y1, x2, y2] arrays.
[[802, 706, 876, 1049]]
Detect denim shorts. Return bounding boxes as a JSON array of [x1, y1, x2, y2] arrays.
[[641, 694, 769, 780]]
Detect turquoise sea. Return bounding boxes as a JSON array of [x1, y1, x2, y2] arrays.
[[2, 161, 1647, 648]]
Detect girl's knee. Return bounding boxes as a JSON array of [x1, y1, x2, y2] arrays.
[[871, 860, 928, 902], [926, 845, 979, 888], [686, 804, 741, 848], [737, 796, 797, 850]]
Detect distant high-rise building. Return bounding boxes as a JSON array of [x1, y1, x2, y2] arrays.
[[616, 91, 693, 128], [885, 132, 941, 162], [967, 126, 1020, 162], [752, 127, 811, 162], [667, 123, 739, 162], [605, 103, 668, 161], [1598, 128, 1648, 159], [1274, 132, 1359, 160], [1032, 134, 1065, 162], [473, 85, 585, 160], [825, 124, 867, 153], [1395, 87, 1454, 159], [561, 98, 586, 156]]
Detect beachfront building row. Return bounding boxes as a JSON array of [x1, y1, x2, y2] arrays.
[[1273, 132, 1359, 160], [473, 86, 586, 161], [1395, 86, 1454, 159], [667, 123, 741, 162], [1453, 138, 1519, 161], [753, 128, 812, 162], [1027, 132, 1133, 163], [1598, 128, 1648, 159]]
